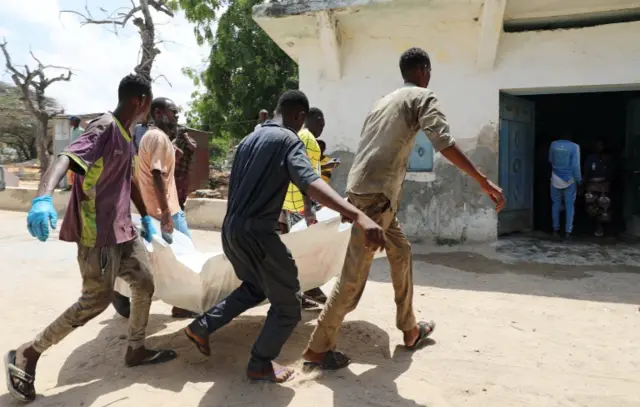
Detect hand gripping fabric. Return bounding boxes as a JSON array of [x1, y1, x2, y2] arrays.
[[141, 215, 156, 243]]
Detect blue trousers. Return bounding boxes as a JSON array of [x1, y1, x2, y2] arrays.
[[551, 183, 577, 233], [172, 211, 192, 239]]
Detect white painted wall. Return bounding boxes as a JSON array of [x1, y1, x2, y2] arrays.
[[289, 14, 640, 241]]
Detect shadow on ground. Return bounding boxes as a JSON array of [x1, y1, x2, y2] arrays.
[[369, 247, 640, 304], [0, 310, 433, 407]]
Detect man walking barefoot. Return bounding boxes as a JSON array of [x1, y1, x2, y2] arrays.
[[184, 90, 385, 383], [303, 47, 505, 370], [3, 75, 177, 403]]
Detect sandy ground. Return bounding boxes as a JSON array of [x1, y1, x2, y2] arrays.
[[0, 209, 639, 407]]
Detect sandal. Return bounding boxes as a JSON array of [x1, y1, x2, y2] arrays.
[[126, 348, 177, 367], [303, 350, 351, 371], [185, 326, 211, 357], [4, 350, 36, 402], [406, 320, 436, 351]]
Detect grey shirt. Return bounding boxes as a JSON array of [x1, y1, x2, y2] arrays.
[[225, 120, 320, 226], [347, 84, 455, 210]]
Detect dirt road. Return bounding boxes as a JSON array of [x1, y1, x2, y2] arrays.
[[0, 210, 638, 407]]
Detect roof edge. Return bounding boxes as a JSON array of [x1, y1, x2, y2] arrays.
[[252, 0, 392, 19]]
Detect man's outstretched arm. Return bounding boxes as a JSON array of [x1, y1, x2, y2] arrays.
[[305, 179, 385, 251], [37, 155, 70, 197], [439, 144, 505, 212]]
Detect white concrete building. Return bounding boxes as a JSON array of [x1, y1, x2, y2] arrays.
[[254, 0, 640, 242]]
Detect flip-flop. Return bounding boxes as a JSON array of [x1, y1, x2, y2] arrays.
[[126, 349, 177, 367], [405, 320, 436, 351], [4, 350, 36, 402], [303, 350, 351, 371], [248, 367, 296, 383], [184, 327, 211, 357]]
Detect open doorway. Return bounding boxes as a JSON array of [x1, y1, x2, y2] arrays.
[[498, 89, 640, 240]]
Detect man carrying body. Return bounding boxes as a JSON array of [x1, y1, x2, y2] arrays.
[[183, 90, 385, 383], [65, 116, 84, 190], [302, 47, 505, 370], [137, 97, 196, 319], [137, 97, 192, 240], [172, 127, 197, 211], [279, 107, 328, 306], [4, 75, 177, 403], [549, 132, 581, 239]]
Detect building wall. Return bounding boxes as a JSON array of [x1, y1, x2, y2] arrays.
[[295, 17, 640, 242]]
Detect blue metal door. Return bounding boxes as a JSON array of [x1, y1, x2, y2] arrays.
[[498, 94, 535, 235]]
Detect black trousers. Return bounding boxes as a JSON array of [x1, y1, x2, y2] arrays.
[[190, 223, 302, 371]]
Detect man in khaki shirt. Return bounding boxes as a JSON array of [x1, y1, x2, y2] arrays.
[[303, 47, 505, 370]]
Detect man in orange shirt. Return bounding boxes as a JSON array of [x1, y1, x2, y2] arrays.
[[137, 97, 195, 319]]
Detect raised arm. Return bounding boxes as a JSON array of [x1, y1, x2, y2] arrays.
[[417, 91, 505, 212]]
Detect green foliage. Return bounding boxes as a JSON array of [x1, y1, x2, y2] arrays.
[[0, 82, 39, 161], [177, 0, 298, 165]]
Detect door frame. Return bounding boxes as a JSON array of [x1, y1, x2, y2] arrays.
[[498, 92, 536, 236]]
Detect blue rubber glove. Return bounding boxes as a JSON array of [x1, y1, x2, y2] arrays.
[[140, 215, 156, 243], [27, 195, 57, 242]]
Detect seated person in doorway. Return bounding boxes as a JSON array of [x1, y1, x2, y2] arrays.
[[549, 132, 582, 239], [172, 127, 197, 211], [583, 138, 611, 237], [317, 139, 341, 184], [279, 107, 329, 307], [137, 97, 196, 319]]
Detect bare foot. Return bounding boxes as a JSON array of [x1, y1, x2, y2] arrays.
[[16, 344, 40, 376], [247, 361, 295, 383], [171, 307, 198, 319], [403, 325, 421, 347], [125, 346, 177, 367]]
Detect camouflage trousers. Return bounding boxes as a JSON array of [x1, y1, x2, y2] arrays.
[[31, 238, 155, 353], [306, 193, 416, 353]]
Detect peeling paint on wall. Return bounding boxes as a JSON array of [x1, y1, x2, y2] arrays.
[[327, 122, 499, 244]]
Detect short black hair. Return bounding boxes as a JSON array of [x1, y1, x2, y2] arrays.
[[276, 90, 309, 116], [399, 47, 431, 80], [307, 107, 323, 119], [117, 74, 151, 103], [150, 97, 175, 112], [317, 139, 326, 153]]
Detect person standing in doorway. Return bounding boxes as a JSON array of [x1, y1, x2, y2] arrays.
[[4, 75, 177, 404], [254, 109, 270, 131], [65, 116, 84, 190], [549, 132, 582, 239], [583, 138, 611, 237], [302, 47, 505, 370], [279, 107, 328, 307], [173, 127, 197, 211], [184, 90, 385, 383]]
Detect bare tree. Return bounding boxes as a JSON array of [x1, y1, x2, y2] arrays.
[[0, 40, 71, 173], [61, 0, 175, 83]]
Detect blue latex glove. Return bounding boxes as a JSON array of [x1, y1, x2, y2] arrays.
[[27, 195, 57, 242], [140, 215, 156, 243]]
